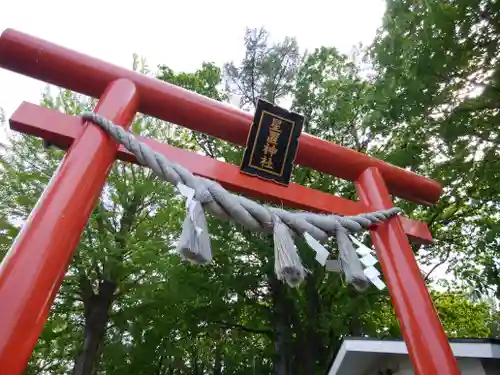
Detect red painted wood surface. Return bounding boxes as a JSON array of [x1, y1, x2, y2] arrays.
[[10, 102, 433, 244], [0, 28, 442, 205], [0, 79, 139, 375], [356, 167, 460, 375]]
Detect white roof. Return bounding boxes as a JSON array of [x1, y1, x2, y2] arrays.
[[328, 337, 500, 375]]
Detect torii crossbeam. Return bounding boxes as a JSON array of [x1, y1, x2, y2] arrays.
[[0, 29, 460, 375]]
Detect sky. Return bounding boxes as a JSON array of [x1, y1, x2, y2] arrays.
[[0, 0, 386, 121]]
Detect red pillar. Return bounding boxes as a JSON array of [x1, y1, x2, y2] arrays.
[[0, 79, 139, 375], [355, 167, 460, 375]]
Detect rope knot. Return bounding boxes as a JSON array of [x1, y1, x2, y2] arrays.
[[194, 185, 213, 204]]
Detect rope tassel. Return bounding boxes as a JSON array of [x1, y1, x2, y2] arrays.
[[176, 184, 212, 264], [336, 228, 370, 291], [273, 215, 305, 287]]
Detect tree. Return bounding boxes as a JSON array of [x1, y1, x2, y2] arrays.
[[0, 56, 277, 375], [224, 27, 301, 109], [216, 24, 500, 374], [363, 290, 494, 338], [0, 56, 197, 374], [157, 62, 227, 159], [369, 0, 500, 297]]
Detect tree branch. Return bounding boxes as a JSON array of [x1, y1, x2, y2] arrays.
[[423, 242, 454, 282], [211, 320, 273, 337]]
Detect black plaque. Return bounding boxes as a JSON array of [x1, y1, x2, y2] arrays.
[[240, 99, 304, 185]]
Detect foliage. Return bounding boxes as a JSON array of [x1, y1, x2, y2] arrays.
[[363, 291, 494, 339], [157, 62, 227, 159], [369, 0, 500, 297], [224, 27, 301, 109]]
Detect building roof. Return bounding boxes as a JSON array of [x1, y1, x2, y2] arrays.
[[328, 337, 500, 375]]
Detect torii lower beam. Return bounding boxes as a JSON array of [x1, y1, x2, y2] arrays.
[[10, 101, 432, 244]]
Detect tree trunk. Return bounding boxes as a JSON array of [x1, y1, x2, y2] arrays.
[[290, 307, 304, 375], [348, 289, 363, 336], [192, 347, 199, 375], [304, 276, 321, 375], [155, 355, 164, 375], [269, 275, 292, 375], [213, 345, 222, 375], [72, 184, 142, 375], [290, 274, 322, 375], [72, 279, 117, 375]]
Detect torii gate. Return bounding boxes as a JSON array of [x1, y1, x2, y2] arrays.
[[0, 29, 460, 375]]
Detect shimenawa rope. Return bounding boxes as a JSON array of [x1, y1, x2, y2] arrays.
[[81, 112, 399, 291]]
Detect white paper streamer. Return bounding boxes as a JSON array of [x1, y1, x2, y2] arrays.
[[304, 232, 330, 266], [360, 253, 378, 267], [363, 266, 380, 279], [349, 235, 386, 290], [371, 277, 386, 290], [350, 235, 373, 256], [177, 183, 203, 235]]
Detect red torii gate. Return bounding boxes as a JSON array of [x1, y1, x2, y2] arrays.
[[0, 29, 460, 375]]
